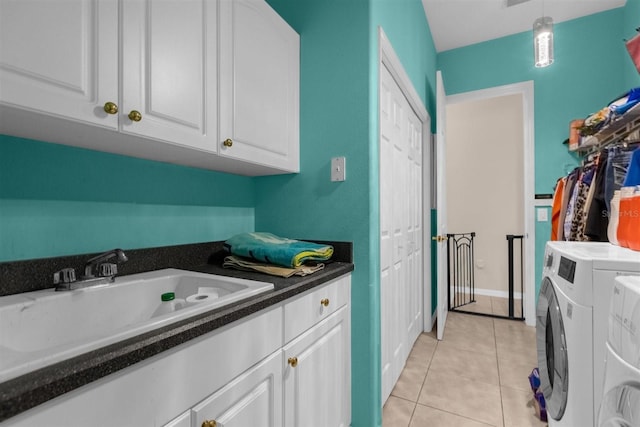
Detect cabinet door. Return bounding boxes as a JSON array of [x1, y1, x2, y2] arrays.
[[218, 0, 299, 172], [283, 305, 351, 427], [0, 0, 118, 129], [163, 410, 190, 427], [284, 275, 350, 343], [121, 0, 217, 152], [192, 351, 283, 427]]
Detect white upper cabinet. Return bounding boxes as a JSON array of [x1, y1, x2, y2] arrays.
[[0, 0, 299, 175], [218, 0, 300, 173], [121, 0, 217, 152], [0, 0, 118, 129]]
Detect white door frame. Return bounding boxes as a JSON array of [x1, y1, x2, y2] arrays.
[[435, 71, 448, 340], [446, 81, 536, 326], [378, 27, 432, 331]]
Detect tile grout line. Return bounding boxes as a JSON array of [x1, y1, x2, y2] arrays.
[[414, 401, 497, 427], [407, 336, 439, 426], [494, 318, 507, 427]]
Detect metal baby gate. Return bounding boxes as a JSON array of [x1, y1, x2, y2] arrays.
[[447, 233, 476, 311], [447, 232, 524, 320]]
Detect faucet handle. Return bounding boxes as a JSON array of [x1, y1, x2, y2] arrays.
[[98, 263, 118, 277], [53, 268, 76, 285]]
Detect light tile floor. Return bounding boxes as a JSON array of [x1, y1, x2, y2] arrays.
[[382, 309, 548, 427]]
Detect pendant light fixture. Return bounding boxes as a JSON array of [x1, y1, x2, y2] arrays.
[[533, 16, 554, 67]]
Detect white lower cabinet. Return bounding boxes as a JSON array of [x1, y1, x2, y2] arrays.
[[283, 305, 351, 427], [2, 306, 283, 427], [2, 275, 351, 427], [163, 410, 190, 427], [191, 351, 283, 427]]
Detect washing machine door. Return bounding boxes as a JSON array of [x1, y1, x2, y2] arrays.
[[598, 384, 640, 426], [537, 277, 569, 421]]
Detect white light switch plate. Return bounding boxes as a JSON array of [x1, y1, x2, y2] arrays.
[[331, 157, 346, 182], [537, 208, 548, 222]]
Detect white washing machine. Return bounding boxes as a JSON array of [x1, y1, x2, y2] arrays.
[[598, 275, 640, 426], [537, 242, 640, 427]]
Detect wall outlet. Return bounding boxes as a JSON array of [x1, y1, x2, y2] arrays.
[[331, 157, 346, 182]]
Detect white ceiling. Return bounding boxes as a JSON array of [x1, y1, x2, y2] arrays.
[[422, 0, 626, 52]]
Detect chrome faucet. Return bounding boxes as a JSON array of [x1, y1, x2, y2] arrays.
[[54, 248, 128, 291], [83, 248, 128, 279]]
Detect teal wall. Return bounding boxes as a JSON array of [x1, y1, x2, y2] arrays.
[[257, 2, 376, 426], [260, 0, 435, 425], [0, 135, 255, 261]]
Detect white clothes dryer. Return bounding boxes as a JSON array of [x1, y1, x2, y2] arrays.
[[537, 242, 640, 427], [598, 275, 640, 426]]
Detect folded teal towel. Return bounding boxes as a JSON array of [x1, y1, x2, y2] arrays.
[[223, 232, 333, 268]]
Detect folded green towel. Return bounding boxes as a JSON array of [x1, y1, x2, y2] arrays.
[[223, 232, 333, 268]]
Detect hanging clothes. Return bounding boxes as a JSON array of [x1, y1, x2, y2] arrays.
[[573, 166, 595, 241], [622, 146, 640, 186], [550, 177, 566, 241], [585, 151, 610, 241], [552, 143, 637, 243], [562, 168, 580, 241], [568, 166, 594, 241], [604, 145, 637, 212]]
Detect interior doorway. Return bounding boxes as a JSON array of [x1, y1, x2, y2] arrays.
[[445, 82, 535, 326]]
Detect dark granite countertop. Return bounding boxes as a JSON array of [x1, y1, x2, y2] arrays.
[[0, 241, 354, 422]]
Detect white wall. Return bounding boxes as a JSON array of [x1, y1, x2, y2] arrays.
[[445, 94, 524, 293]]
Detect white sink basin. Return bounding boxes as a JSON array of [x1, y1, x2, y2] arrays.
[[0, 268, 274, 382]]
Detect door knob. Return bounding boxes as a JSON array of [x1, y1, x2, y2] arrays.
[[320, 298, 330, 307], [128, 110, 142, 122], [103, 102, 118, 115], [223, 138, 233, 147], [288, 357, 298, 367], [431, 235, 447, 242], [201, 421, 217, 427]]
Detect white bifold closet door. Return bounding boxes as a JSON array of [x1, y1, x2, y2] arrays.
[[380, 62, 423, 404]]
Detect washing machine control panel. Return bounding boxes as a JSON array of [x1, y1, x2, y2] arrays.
[[558, 256, 576, 284]]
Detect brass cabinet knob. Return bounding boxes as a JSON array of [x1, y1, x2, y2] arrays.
[[202, 421, 217, 427], [431, 235, 446, 242], [103, 102, 118, 115], [288, 356, 298, 368], [128, 110, 142, 122], [223, 138, 233, 147], [320, 298, 330, 307]]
